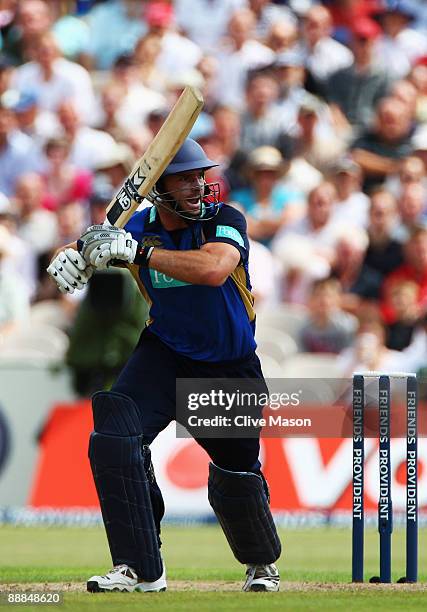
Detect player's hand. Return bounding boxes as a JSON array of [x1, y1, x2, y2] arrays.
[[79, 224, 127, 263], [88, 232, 138, 270], [47, 248, 94, 294]]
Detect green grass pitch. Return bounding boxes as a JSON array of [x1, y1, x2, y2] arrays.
[[0, 525, 426, 610]]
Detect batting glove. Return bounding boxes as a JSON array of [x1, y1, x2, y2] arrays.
[[47, 248, 94, 294], [88, 232, 138, 270]]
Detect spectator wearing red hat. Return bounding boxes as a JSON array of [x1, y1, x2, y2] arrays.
[[326, 17, 389, 134], [145, 1, 202, 83]]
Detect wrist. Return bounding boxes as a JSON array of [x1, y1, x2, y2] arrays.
[[134, 245, 155, 268]]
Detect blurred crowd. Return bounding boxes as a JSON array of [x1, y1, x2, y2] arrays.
[[1, 0, 427, 384]]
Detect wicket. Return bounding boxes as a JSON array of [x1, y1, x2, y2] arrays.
[[351, 372, 418, 583]]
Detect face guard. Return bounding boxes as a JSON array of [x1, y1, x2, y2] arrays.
[[149, 178, 221, 221]]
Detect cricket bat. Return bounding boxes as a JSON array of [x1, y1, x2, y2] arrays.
[[105, 86, 204, 228]]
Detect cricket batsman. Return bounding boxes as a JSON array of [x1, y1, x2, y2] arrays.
[[47, 138, 281, 593]]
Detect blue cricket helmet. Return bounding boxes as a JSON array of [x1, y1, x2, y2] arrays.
[[161, 138, 219, 177]]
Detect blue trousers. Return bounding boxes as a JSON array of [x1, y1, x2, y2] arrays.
[[112, 328, 265, 472]]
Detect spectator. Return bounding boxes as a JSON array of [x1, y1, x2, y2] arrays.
[[351, 97, 414, 190], [0, 56, 14, 95], [382, 225, 427, 323], [273, 49, 310, 130], [331, 229, 369, 310], [0, 224, 30, 334], [41, 137, 92, 211], [301, 5, 353, 85], [1, 0, 51, 65], [47, 0, 91, 65], [390, 78, 418, 119], [96, 82, 127, 143], [248, 0, 296, 42], [175, 0, 246, 52], [353, 188, 403, 300], [94, 141, 134, 190], [0, 102, 42, 196], [56, 200, 87, 246], [265, 19, 298, 54], [230, 145, 303, 246], [56, 100, 117, 171], [288, 95, 347, 174], [273, 181, 343, 274], [105, 53, 166, 134], [385, 280, 420, 350], [394, 182, 427, 242], [384, 155, 427, 198], [12, 172, 58, 255], [248, 237, 280, 306], [145, 1, 202, 83], [196, 55, 221, 111], [299, 277, 358, 354], [374, 0, 427, 80], [337, 319, 405, 376], [133, 32, 167, 93], [240, 71, 283, 152], [84, 0, 146, 70], [326, 17, 388, 134], [329, 158, 369, 227], [10, 32, 97, 125], [6, 90, 59, 146], [216, 8, 274, 109]]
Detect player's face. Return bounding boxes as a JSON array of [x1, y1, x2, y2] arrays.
[[163, 170, 205, 215]]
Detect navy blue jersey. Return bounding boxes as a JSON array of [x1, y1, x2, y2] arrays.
[[124, 203, 256, 362]]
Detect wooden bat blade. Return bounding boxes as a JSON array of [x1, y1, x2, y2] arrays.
[[106, 86, 204, 228]]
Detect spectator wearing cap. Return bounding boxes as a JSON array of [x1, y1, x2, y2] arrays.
[[300, 5, 353, 85], [6, 90, 59, 147], [145, 2, 202, 83], [230, 145, 303, 246], [56, 100, 117, 172], [0, 102, 43, 196], [175, 0, 246, 52], [41, 137, 92, 211], [10, 32, 97, 125], [94, 141, 134, 191], [351, 97, 414, 190], [352, 188, 403, 301], [215, 8, 274, 109], [326, 17, 389, 134], [374, 0, 427, 80], [329, 158, 370, 228], [84, 0, 147, 70]]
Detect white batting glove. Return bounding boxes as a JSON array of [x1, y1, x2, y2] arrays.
[[88, 232, 138, 270], [79, 224, 126, 263], [47, 248, 94, 294]]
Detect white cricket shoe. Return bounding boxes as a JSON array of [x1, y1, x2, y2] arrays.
[[87, 563, 167, 593], [242, 563, 280, 592]]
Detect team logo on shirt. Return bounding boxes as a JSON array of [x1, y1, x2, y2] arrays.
[[141, 236, 163, 247], [150, 270, 190, 288]]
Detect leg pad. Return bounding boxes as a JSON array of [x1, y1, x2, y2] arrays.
[[208, 462, 281, 565]]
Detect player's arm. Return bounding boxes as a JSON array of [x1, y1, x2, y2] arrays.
[[148, 242, 240, 286]]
